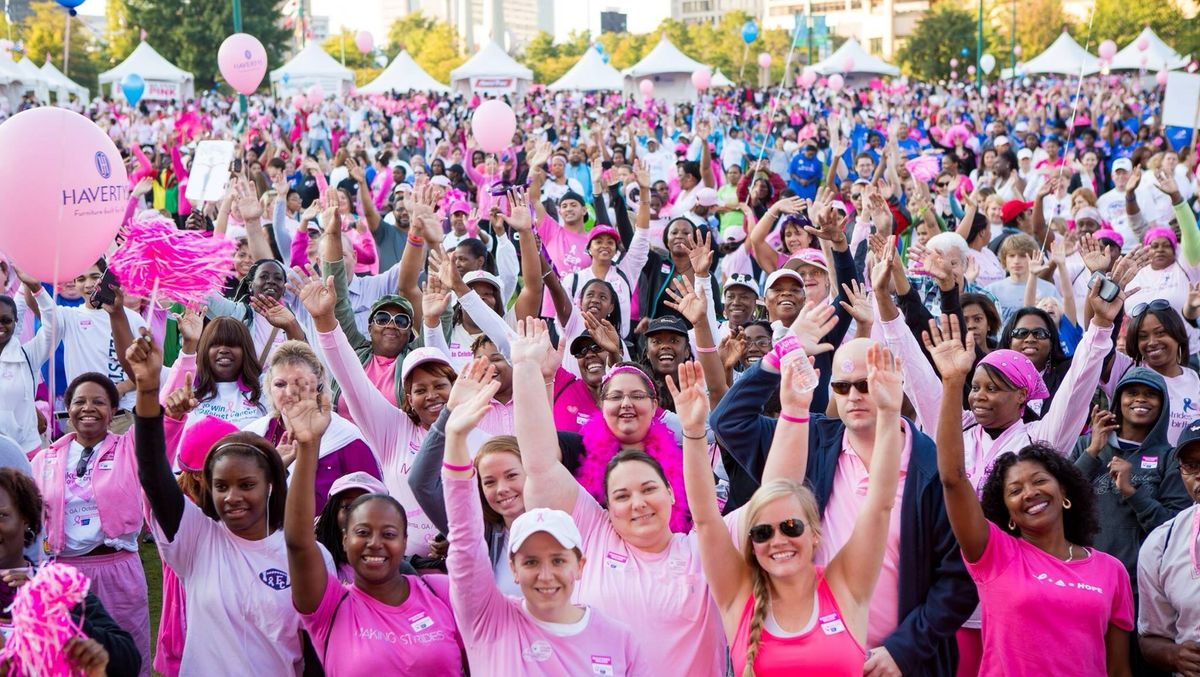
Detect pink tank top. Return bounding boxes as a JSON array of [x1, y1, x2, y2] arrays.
[[730, 568, 866, 676]]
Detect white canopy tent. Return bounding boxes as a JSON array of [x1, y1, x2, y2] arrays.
[[1019, 31, 1100, 76], [270, 43, 355, 98], [14, 57, 50, 102], [710, 68, 735, 88], [1108, 27, 1190, 72], [548, 48, 623, 91], [450, 40, 533, 96], [99, 42, 194, 103], [621, 35, 709, 102], [360, 50, 449, 94], [810, 37, 900, 77], [40, 59, 89, 102], [0, 51, 26, 111]]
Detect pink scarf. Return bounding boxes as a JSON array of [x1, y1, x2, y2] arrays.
[[576, 416, 691, 533]]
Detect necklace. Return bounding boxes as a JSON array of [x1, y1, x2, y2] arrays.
[[1064, 544, 1075, 562]]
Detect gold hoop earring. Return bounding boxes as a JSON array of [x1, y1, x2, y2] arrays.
[[1007, 519, 1016, 531], [1063, 498, 1072, 510]]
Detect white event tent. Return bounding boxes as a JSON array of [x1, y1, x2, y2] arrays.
[[0, 51, 26, 110], [548, 48, 623, 91], [40, 59, 89, 102], [361, 50, 449, 94], [622, 35, 709, 102], [1019, 31, 1100, 76], [15, 57, 49, 101], [450, 40, 533, 96], [270, 43, 355, 98], [710, 68, 735, 88], [1107, 27, 1190, 72], [810, 37, 900, 77], [99, 42, 195, 103]]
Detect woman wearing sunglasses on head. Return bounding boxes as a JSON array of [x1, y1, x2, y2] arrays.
[[682, 345, 905, 675]]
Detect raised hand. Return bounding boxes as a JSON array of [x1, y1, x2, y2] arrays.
[[662, 275, 707, 325], [164, 377, 199, 420], [1087, 270, 1129, 328], [633, 159, 650, 188], [287, 266, 336, 321], [683, 229, 713, 277], [132, 176, 154, 198], [503, 188, 533, 233], [250, 293, 298, 329], [921, 314, 976, 381], [511, 317, 553, 366], [276, 430, 297, 469], [788, 301, 838, 355], [445, 371, 502, 437], [805, 210, 850, 249], [232, 178, 263, 221], [664, 361, 709, 436], [174, 305, 204, 351], [447, 357, 498, 412], [421, 274, 450, 322], [924, 247, 956, 290], [1184, 282, 1200, 320], [719, 328, 747, 371], [865, 343, 904, 413], [838, 279, 873, 324], [1078, 234, 1111, 273], [779, 354, 818, 415], [1027, 249, 1053, 277], [280, 389, 332, 446], [1153, 168, 1180, 198], [582, 310, 621, 357], [1086, 405, 1119, 455], [125, 327, 163, 392]]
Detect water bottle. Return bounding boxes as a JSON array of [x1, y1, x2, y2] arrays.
[[777, 335, 818, 393]]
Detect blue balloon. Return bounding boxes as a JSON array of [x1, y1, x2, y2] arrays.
[[961, 47, 969, 57], [595, 43, 605, 53], [121, 73, 145, 106], [282, 72, 290, 84], [602, 53, 609, 63], [742, 20, 759, 44], [56, 0, 84, 15]]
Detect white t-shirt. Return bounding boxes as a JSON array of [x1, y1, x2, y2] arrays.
[[57, 306, 149, 410], [154, 501, 334, 676], [1096, 189, 1135, 251], [186, 381, 266, 430], [61, 440, 140, 556]]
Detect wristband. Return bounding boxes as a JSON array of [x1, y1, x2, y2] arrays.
[[780, 413, 810, 424], [407, 236, 425, 247], [695, 345, 717, 354], [442, 461, 473, 472], [682, 430, 707, 440]]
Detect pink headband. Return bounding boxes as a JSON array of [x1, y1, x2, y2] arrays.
[[1143, 227, 1178, 248], [978, 349, 1050, 401], [602, 365, 656, 396]]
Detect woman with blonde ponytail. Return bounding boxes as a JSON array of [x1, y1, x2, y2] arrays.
[[679, 346, 905, 675]]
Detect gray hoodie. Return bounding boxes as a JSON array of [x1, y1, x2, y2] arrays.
[[1070, 367, 1192, 579]]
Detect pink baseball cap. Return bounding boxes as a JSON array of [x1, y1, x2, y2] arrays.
[[587, 225, 621, 247], [401, 346, 451, 384], [783, 247, 829, 273], [449, 200, 470, 215], [695, 187, 719, 207], [328, 471, 390, 499]]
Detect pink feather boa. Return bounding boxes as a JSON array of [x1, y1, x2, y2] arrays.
[[576, 416, 691, 533]]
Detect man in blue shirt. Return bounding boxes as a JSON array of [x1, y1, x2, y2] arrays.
[[788, 140, 823, 200]]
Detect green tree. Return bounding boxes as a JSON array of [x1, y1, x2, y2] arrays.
[[119, 0, 290, 90], [1090, 0, 1199, 60], [384, 11, 436, 59], [103, 0, 138, 67], [383, 11, 463, 83], [321, 29, 375, 70], [897, 4, 995, 80], [20, 1, 101, 92]]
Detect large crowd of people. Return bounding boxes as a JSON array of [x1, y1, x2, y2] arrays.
[[0, 64, 1198, 676]]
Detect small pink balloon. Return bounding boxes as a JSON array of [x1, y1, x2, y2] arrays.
[[691, 68, 711, 91], [1013, 45, 1022, 56], [967, 65, 976, 75], [1137, 37, 1149, 51], [1156, 70, 1168, 86], [950, 70, 958, 79], [843, 57, 855, 72], [217, 32, 268, 95], [828, 74, 844, 92], [0, 108, 129, 282], [291, 94, 306, 109], [1189, 61, 1198, 73], [757, 52, 771, 69], [950, 58, 959, 68], [307, 85, 324, 107], [799, 69, 817, 87], [1140, 55, 1148, 66], [639, 79, 654, 97], [355, 31, 373, 54], [868, 78, 883, 90], [1098, 39, 1117, 60], [471, 99, 517, 153]]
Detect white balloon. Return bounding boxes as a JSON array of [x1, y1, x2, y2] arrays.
[[980, 54, 996, 75]]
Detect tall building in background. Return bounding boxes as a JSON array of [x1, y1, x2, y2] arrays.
[[600, 9, 628, 33], [763, 0, 930, 59], [463, 0, 553, 50], [672, 0, 763, 25]]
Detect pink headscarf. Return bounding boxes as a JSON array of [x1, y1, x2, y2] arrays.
[[1143, 227, 1178, 248], [977, 349, 1050, 401]]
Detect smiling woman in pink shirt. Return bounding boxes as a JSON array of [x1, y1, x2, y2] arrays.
[[281, 387, 464, 676], [441, 360, 645, 675], [928, 315, 1133, 677], [680, 347, 905, 675]]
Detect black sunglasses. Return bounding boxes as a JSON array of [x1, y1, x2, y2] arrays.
[[1131, 299, 1171, 317], [749, 518, 806, 543], [936, 181, 950, 188], [1011, 327, 1051, 341], [830, 379, 869, 395], [371, 311, 412, 329], [572, 343, 604, 358]]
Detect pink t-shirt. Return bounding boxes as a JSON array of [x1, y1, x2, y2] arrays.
[[444, 476, 646, 675], [552, 369, 599, 435], [537, 214, 592, 319], [301, 573, 464, 676], [336, 353, 399, 421], [967, 522, 1134, 677], [812, 422, 913, 647], [570, 487, 736, 676]]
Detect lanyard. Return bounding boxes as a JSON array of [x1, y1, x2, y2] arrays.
[[1190, 508, 1199, 578]]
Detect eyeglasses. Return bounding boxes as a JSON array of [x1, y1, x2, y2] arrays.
[[749, 518, 806, 543], [1180, 460, 1200, 476], [602, 391, 653, 403], [1131, 299, 1171, 317], [830, 379, 869, 395], [371, 311, 412, 329], [573, 343, 604, 358], [1011, 327, 1051, 341], [849, 192, 864, 200], [748, 338, 773, 349]]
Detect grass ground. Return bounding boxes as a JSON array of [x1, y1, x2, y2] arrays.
[[138, 541, 164, 677]]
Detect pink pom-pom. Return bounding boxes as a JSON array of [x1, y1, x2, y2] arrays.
[[107, 213, 236, 307], [906, 155, 942, 183], [0, 563, 91, 676]]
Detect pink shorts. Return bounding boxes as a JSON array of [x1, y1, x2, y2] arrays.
[[59, 550, 151, 677]]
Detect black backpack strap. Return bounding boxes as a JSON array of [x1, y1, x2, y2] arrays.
[[321, 590, 351, 666], [20, 346, 33, 382]]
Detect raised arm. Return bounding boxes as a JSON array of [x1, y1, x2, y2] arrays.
[[126, 328, 186, 541], [503, 189, 543, 322], [281, 386, 334, 614], [761, 357, 815, 484], [923, 314, 989, 562], [513, 319, 578, 512]]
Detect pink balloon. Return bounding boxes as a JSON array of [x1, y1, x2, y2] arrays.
[[1140, 55, 1149, 66], [967, 65, 976, 75], [799, 69, 817, 87], [639, 79, 654, 97], [757, 52, 771, 69], [1156, 70, 1168, 86], [950, 58, 958, 68], [471, 99, 517, 153], [691, 68, 711, 91], [355, 31, 373, 54], [1137, 37, 1150, 51], [828, 74, 844, 92], [868, 78, 883, 90], [950, 70, 958, 79], [218, 33, 268, 95], [0, 108, 128, 282], [1189, 61, 1198, 73], [843, 57, 855, 72], [307, 85, 324, 107], [291, 94, 306, 110], [1013, 45, 1022, 56], [1098, 40, 1117, 60]]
